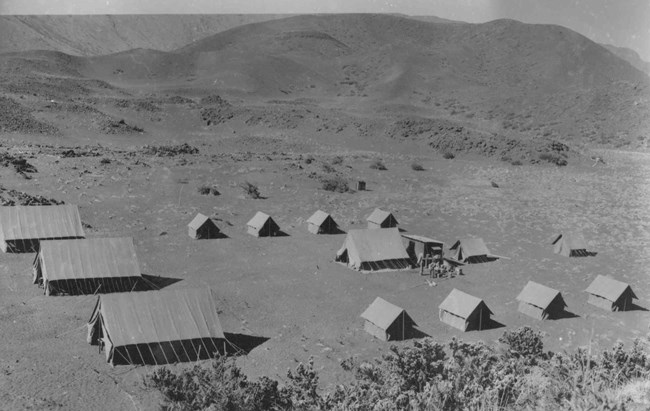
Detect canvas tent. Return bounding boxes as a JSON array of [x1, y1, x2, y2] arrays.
[[33, 237, 143, 296], [87, 288, 226, 365], [336, 228, 412, 272], [247, 212, 280, 237], [585, 275, 638, 311], [449, 238, 496, 264], [552, 233, 590, 257], [366, 208, 398, 229], [0, 205, 85, 252], [307, 210, 338, 234], [360, 297, 415, 341], [402, 234, 443, 261], [516, 281, 567, 320], [439, 289, 493, 331], [188, 213, 220, 239]]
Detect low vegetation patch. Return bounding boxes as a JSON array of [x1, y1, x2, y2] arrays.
[[539, 152, 568, 166], [147, 327, 650, 410], [197, 185, 220, 196], [142, 143, 199, 157], [240, 181, 261, 199], [321, 176, 350, 193], [411, 162, 425, 171], [369, 159, 387, 170], [331, 156, 344, 165], [442, 151, 455, 159]]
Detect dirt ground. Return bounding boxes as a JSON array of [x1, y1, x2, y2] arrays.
[[0, 118, 648, 409]]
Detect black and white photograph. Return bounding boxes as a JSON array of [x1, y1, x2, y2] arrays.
[[0, 0, 649, 409]]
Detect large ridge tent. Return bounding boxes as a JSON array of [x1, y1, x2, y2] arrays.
[[439, 289, 493, 331], [585, 275, 638, 311], [401, 234, 444, 261], [449, 238, 496, 264], [0, 205, 85, 252], [516, 281, 567, 320], [366, 208, 398, 229], [552, 233, 590, 257], [87, 288, 226, 365], [306, 210, 339, 234], [188, 213, 220, 239], [360, 297, 415, 341], [335, 228, 412, 272], [247, 212, 280, 237], [33, 237, 143, 296]]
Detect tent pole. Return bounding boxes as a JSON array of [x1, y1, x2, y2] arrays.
[[402, 311, 404, 340]]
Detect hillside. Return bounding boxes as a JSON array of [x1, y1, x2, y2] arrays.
[[602, 43, 650, 75], [0, 14, 292, 56], [1, 14, 649, 155]]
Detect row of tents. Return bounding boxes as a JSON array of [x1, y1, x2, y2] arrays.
[[0, 205, 630, 366], [363, 275, 639, 340], [0, 205, 227, 365]]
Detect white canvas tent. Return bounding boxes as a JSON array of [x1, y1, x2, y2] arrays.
[[439, 289, 493, 331], [336, 228, 412, 272], [516, 281, 567, 320], [307, 210, 338, 234], [360, 297, 415, 341], [33, 237, 142, 296], [366, 208, 398, 229], [87, 288, 226, 365], [0, 205, 85, 252]]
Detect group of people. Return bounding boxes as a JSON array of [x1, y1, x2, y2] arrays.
[[417, 254, 463, 278]]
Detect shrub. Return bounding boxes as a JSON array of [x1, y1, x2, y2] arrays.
[[322, 163, 335, 173], [369, 160, 387, 170], [147, 332, 650, 411], [442, 152, 455, 159], [197, 185, 220, 196], [240, 181, 261, 199], [511, 160, 523, 166], [411, 162, 425, 171], [100, 158, 111, 164], [331, 156, 344, 165], [321, 176, 349, 193], [539, 152, 568, 166], [304, 155, 315, 164]]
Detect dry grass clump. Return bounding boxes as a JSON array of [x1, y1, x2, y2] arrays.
[[369, 160, 387, 170]]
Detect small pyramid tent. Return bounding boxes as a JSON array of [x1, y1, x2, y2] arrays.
[[34, 237, 142, 296], [87, 288, 226, 365], [552, 233, 590, 257], [247, 212, 280, 237], [516, 281, 567, 320], [439, 289, 493, 331], [366, 208, 398, 229], [0, 205, 85, 252], [188, 213, 220, 239], [307, 210, 338, 234], [360, 297, 415, 341], [585, 275, 637, 311], [336, 228, 412, 272], [449, 238, 495, 264]]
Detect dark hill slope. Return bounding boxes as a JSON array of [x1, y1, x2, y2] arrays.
[[0, 14, 292, 56]]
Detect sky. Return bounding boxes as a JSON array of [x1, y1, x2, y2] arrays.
[[1, 0, 649, 61]]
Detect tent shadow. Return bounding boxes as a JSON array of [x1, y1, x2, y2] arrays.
[[398, 227, 408, 233], [550, 310, 580, 320], [140, 274, 183, 290], [224, 333, 270, 355], [481, 318, 506, 331], [274, 230, 290, 237], [329, 227, 346, 235], [628, 303, 649, 312]]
